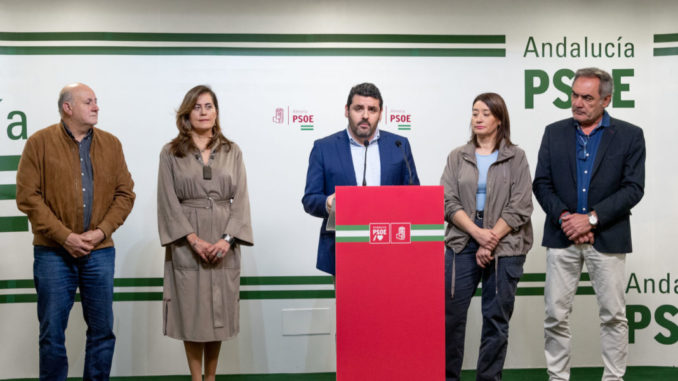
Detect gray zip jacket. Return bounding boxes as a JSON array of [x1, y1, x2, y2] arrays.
[[440, 140, 533, 256]]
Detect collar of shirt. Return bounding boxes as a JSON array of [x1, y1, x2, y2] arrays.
[[61, 121, 94, 142], [574, 110, 610, 137], [346, 127, 381, 186]]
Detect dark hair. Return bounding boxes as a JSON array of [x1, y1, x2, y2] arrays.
[[470, 92, 513, 151], [169, 85, 231, 157], [346, 82, 383, 109], [573, 67, 613, 99]]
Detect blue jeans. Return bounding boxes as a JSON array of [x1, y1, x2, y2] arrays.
[[33, 246, 116, 381], [444, 221, 525, 381]]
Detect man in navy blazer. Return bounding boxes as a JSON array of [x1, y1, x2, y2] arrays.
[[302, 83, 419, 275], [533, 68, 645, 381]]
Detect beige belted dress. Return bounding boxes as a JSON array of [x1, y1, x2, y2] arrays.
[[157, 141, 253, 342]]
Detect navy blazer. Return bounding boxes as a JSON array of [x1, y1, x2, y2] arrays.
[[533, 116, 645, 253], [302, 129, 420, 274]]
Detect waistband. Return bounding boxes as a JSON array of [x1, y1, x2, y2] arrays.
[[180, 197, 231, 209]]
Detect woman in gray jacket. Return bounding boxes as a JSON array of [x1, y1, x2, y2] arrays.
[[440, 93, 533, 381]]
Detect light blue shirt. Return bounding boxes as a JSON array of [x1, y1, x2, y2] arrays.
[[347, 128, 381, 186], [475, 150, 498, 211]]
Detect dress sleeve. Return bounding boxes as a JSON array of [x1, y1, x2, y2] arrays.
[[224, 146, 254, 246], [157, 148, 195, 246]]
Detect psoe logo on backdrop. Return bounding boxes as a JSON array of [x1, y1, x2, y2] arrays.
[[370, 223, 390, 244], [272, 106, 315, 131], [384, 106, 413, 131]]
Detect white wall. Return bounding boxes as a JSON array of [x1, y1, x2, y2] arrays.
[[0, 0, 676, 378]]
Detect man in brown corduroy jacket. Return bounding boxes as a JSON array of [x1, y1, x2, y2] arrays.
[[16, 83, 135, 380]]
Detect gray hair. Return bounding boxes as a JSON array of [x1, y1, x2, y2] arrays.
[[57, 87, 74, 117], [574, 67, 613, 99]]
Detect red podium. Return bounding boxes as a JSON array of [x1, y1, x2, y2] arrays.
[[334, 185, 445, 380]]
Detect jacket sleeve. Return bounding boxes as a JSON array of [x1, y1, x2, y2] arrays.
[[15, 135, 72, 244], [591, 127, 645, 227], [440, 151, 464, 224], [500, 149, 533, 230], [157, 148, 194, 246], [533, 126, 569, 225], [224, 147, 254, 246], [95, 137, 135, 239], [301, 141, 330, 218]]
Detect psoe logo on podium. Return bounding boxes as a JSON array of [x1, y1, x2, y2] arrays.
[[391, 223, 411, 244], [369, 223, 390, 244]]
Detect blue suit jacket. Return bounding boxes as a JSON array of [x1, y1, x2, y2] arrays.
[[533, 116, 645, 253], [302, 130, 420, 274]]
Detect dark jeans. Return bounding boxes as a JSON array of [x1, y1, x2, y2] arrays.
[[33, 246, 116, 381], [444, 220, 525, 381]]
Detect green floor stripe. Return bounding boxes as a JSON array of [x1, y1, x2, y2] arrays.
[[0, 32, 505, 44], [0, 46, 506, 57], [0, 184, 16, 200], [0, 155, 21, 171], [0, 216, 28, 232]]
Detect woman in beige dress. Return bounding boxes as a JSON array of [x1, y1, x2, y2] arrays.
[[157, 85, 253, 381]]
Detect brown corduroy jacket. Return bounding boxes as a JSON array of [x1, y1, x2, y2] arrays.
[[16, 122, 135, 249]]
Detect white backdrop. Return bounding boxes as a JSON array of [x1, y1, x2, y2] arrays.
[[0, 0, 676, 378]]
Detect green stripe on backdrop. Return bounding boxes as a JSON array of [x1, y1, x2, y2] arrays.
[[411, 235, 444, 241], [0, 290, 336, 304], [1, 367, 676, 380], [0, 32, 505, 44], [654, 33, 678, 43], [0, 46, 506, 57], [0, 216, 28, 232], [0, 184, 17, 200], [654, 47, 678, 56], [0, 273, 593, 290], [0, 155, 21, 171], [411, 224, 444, 230], [0, 276, 336, 289], [335, 237, 370, 243], [0, 274, 599, 303], [334, 225, 368, 231]]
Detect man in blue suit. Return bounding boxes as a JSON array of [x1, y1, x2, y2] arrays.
[[533, 68, 645, 381], [302, 82, 419, 275]]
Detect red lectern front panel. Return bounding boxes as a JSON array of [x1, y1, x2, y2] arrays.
[[335, 185, 445, 380]]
